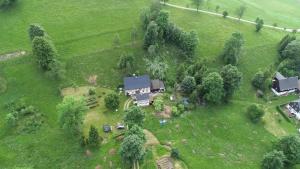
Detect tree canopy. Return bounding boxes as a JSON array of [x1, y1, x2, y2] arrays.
[[87, 125, 101, 147], [181, 76, 196, 95], [124, 106, 145, 128], [220, 64, 242, 99], [276, 135, 300, 166], [144, 21, 159, 49], [201, 72, 224, 104], [221, 32, 244, 65], [28, 24, 46, 41], [104, 93, 120, 110], [262, 150, 286, 169], [57, 97, 87, 137], [125, 124, 146, 143], [118, 53, 134, 73]]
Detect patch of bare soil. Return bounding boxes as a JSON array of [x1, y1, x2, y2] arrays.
[[95, 165, 102, 169], [61, 86, 92, 97], [87, 75, 98, 85], [156, 105, 172, 118], [0, 51, 26, 61], [144, 129, 160, 146]]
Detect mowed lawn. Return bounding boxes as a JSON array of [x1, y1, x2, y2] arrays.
[[169, 0, 300, 28], [0, 0, 300, 168]]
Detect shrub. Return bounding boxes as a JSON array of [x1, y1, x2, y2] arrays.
[[276, 135, 300, 166], [262, 150, 286, 169], [247, 104, 265, 123], [104, 93, 120, 110], [88, 88, 96, 96], [223, 11, 228, 18], [171, 148, 180, 159]]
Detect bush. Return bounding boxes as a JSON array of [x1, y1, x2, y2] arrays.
[[104, 93, 120, 110], [171, 148, 180, 159], [262, 150, 286, 169], [247, 104, 265, 123], [88, 88, 96, 96]]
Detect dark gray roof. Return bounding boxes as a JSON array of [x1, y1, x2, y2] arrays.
[[278, 76, 298, 91], [124, 75, 151, 90], [275, 72, 286, 80], [135, 93, 150, 101], [151, 80, 165, 90]]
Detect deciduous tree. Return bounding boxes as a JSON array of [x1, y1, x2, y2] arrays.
[[220, 64, 242, 99], [104, 93, 120, 110], [144, 21, 159, 49], [28, 24, 45, 41], [201, 72, 224, 104], [192, 0, 203, 12], [181, 76, 196, 95], [57, 97, 87, 137], [235, 5, 246, 20], [124, 106, 145, 128], [221, 32, 244, 65], [276, 135, 300, 166], [262, 150, 286, 169], [87, 125, 101, 147], [255, 17, 264, 32]]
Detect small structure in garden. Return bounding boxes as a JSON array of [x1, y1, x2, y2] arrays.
[[123, 75, 165, 107], [103, 124, 112, 133], [272, 72, 299, 96], [286, 99, 300, 120]]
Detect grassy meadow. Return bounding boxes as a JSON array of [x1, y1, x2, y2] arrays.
[[0, 0, 300, 168], [169, 0, 300, 29]]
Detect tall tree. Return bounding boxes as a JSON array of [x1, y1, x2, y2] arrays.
[[87, 125, 101, 147], [179, 30, 198, 58], [282, 39, 300, 60], [181, 76, 196, 95], [104, 93, 120, 110], [57, 96, 87, 137], [118, 53, 134, 73], [220, 64, 242, 99], [255, 17, 264, 32], [144, 21, 159, 49], [125, 124, 146, 143], [201, 72, 224, 104], [235, 5, 246, 20], [278, 34, 296, 56], [192, 0, 203, 12], [119, 134, 145, 168], [124, 106, 145, 128], [145, 57, 168, 80], [28, 24, 45, 41], [262, 150, 286, 169], [131, 26, 138, 46], [221, 32, 244, 65], [32, 36, 57, 71], [276, 135, 300, 166]]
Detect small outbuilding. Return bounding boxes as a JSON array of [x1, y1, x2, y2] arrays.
[[151, 79, 165, 93]]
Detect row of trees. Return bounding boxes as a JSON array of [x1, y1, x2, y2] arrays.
[[178, 61, 242, 104], [29, 24, 66, 80], [277, 34, 299, 76], [141, 1, 199, 59]]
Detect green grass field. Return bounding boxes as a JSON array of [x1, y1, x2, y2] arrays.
[[168, 0, 300, 29], [1, 0, 300, 168]]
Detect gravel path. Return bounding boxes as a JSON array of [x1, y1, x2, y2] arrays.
[[162, 2, 300, 33], [0, 51, 27, 61]]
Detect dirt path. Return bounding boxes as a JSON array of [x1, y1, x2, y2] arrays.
[[161, 2, 300, 33], [0, 51, 27, 62], [123, 98, 133, 110]]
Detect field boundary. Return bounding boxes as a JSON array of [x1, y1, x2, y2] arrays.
[[161, 2, 300, 33]]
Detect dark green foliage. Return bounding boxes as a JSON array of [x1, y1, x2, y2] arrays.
[[57, 97, 87, 137], [145, 57, 168, 80], [221, 32, 244, 65], [155, 11, 169, 39], [223, 11, 228, 18], [201, 72, 224, 104], [0, 0, 17, 9], [278, 59, 297, 77], [144, 21, 159, 49], [255, 17, 264, 32], [176, 64, 186, 83], [181, 76, 196, 95], [235, 5, 246, 20], [262, 150, 286, 169], [119, 134, 145, 165], [87, 125, 101, 147], [80, 136, 87, 147], [220, 64, 242, 99], [47, 59, 66, 80], [104, 93, 120, 110], [186, 61, 208, 85], [28, 24, 45, 41], [118, 53, 134, 73], [251, 70, 271, 91], [88, 88, 96, 96], [5, 99, 44, 133], [125, 124, 146, 143], [278, 34, 296, 56], [281, 39, 300, 60], [276, 135, 300, 166], [192, 0, 203, 11], [247, 104, 264, 123], [178, 30, 199, 58], [124, 106, 145, 128], [171, 148, 180, 159], [32, 36, 57, 71]]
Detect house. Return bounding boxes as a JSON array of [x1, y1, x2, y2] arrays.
[[151, 79, 165, 93], [272, 72, 299, 96], [286, 99, 300, 120], [124, 75, 151, 96], [123, 75, 165, 107]]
